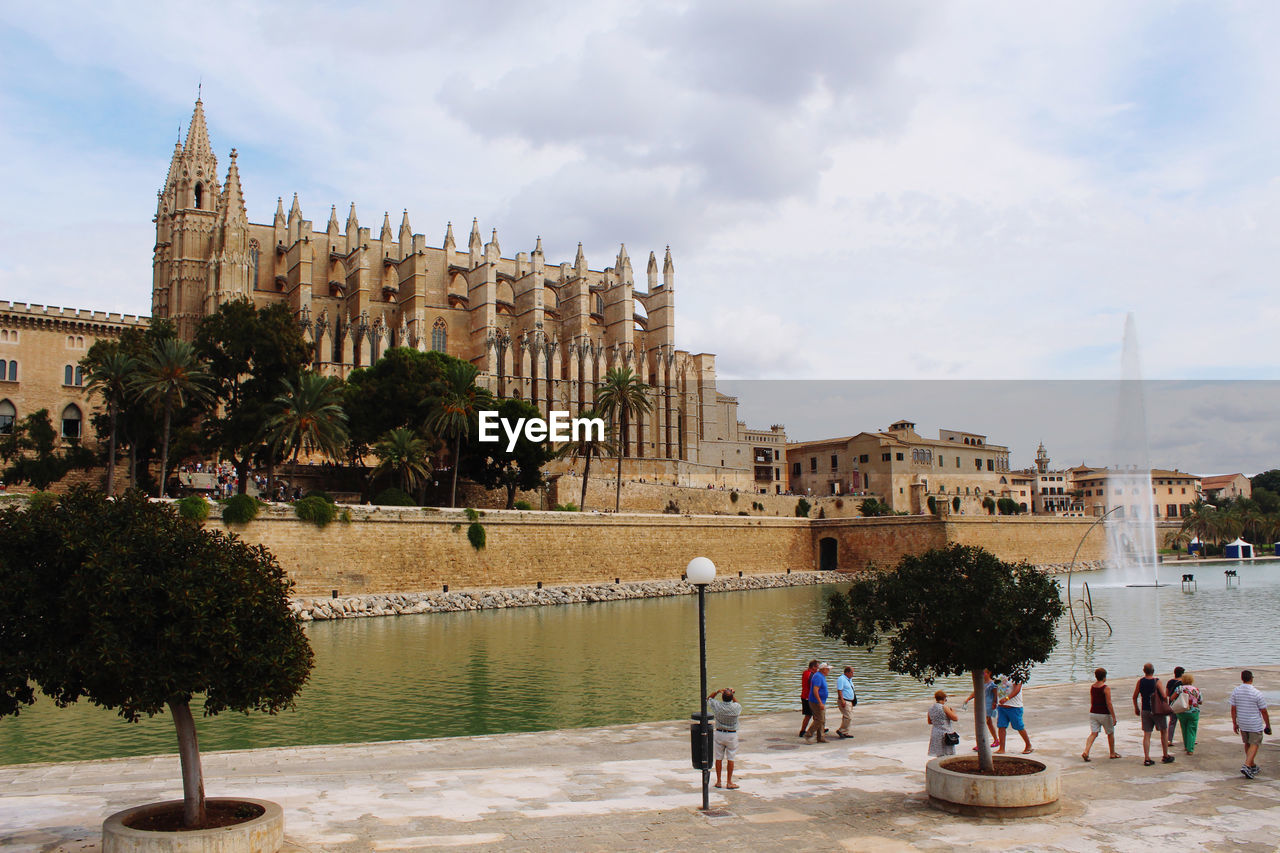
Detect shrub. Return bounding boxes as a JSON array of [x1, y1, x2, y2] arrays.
[[730, 490, 739, 503], [796, 498, 811, 518], [664, 500, 679, 514], [221, 493, 261, 525], [927, 495, 937, 514], [339, 509, 352, 524], [467, 520, 486, 550], [738, 510, 749, 516], [373, 487, 416, 507], [305, 490, 333, 502], [294, 495, 337, 528], [177, 495, 210, 523], [27, 491, 58, 513], [555, 503, 580, 512], [514, 500, 533, 510], [464, 507, 481, 522]]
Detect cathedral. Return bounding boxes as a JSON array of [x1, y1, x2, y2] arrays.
[[1, 99, 786, 492]]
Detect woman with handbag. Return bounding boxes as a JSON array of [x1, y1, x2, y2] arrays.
[[1133, 662, 1175, 765], [928, 690, 960, 757], [1171, 673, 1203, 754]]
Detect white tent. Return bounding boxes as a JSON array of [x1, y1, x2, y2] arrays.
[[1224, 538, 1254, 559]]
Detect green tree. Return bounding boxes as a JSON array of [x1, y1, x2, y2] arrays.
[[464, 397, 555, 509], [426, 360, 494, 508], [859, 498, 892, 517], [0, 488, 313, 828], [132, 338, 213, 498], [0, 409, 95, 490], [264, 372, 349, 468], [823, 544, 1064, 772], [372, 427, 433, 495], [552, 405, 614, 511], [595, 366, 652, 513], [194, 302, 311, 495], [343, 347, 454, 456], [82, 347, 139, 496], [1252, 469, 1280, 495]]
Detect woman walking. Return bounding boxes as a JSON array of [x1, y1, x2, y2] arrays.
[[1082, 667, 1121, 761], [927, 690, 960, 757], [1172, 673, 1203, 754]]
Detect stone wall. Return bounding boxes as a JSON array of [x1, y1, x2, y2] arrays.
[[943, 516, 1108, 566], [554, 473, 870, 518]]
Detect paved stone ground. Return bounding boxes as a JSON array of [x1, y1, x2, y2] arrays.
[[3, 666, 1279, 852]]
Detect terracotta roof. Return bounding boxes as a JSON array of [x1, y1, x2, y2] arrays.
[[1200, 474, 1245, 489]]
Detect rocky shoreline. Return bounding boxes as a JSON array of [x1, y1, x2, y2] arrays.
[[291, 560, 1108, 621]]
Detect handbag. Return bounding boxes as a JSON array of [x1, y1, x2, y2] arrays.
[[1170, 689, 1191, 714], [943, 731, 960, 746], [1151, 681, 1174, 716]]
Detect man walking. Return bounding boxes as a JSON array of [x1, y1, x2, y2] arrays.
[[805, 663, 831, 743], [798, 659, 818, 738], [707, 687, 741, 789], [1230, 670, 1272, 779], [835, 666, 857, 739]]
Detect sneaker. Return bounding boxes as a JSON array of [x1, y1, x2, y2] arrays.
[[1242, 765, 1257, 779], [1250, 764, 1260, 774]]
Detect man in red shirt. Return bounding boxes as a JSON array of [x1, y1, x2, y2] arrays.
[[799, 659, 819, 737]]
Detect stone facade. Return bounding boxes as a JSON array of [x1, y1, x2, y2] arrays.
[[787, 420, 1020, 515], [0, 301, 147, 446], [1070, 466, 1201, 520], [149, 99, 782, 489]]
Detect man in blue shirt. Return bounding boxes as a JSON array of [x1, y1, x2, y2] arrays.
[[805, 663, 831, 743], [835, 666, 857, 739]]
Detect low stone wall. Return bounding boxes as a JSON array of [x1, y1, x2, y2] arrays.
[[292, 570, 835, 621], [554, 473, 872, 518]]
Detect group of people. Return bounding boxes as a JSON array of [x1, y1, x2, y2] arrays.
[[927, 665, 1271, 781], [799, 660, 858, 743]]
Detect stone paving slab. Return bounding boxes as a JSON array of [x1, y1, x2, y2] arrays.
[[2, 666, 1279, 851]]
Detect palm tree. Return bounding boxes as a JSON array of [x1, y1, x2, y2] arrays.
[[264, 372, 350, 470], [595, 366, 652, 513], [372, 427, 433, 495], [132, 338, 213, 498], [426, 361, 494, 507], [552, 406, 615, 511], [82, 348, 138, 496]]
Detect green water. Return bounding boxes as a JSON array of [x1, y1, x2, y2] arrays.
[[3, 561, 1278, 765]]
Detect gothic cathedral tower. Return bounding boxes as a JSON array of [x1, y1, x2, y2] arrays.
[[152, 99, 251, 338]]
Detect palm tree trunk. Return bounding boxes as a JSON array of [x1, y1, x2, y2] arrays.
[[128, 441, 137, 489], [450, 433, 461, 508], [580, 452, 591, 511], [158, 402, 173, 499], [169, 698, 206, 828], [615, 412, 626, 513], [106, 404, 118, 496]]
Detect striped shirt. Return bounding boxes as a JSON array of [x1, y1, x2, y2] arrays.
[[1231, 683, 1268, 732], [708, 698, 741, 731]]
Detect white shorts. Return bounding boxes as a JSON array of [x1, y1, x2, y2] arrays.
[[1089, 713, 1114, 734], [713, 730, 739, 761]]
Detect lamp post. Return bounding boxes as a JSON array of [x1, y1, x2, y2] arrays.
[[687, 556, 716, 810]]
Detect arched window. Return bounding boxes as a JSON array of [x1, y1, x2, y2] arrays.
[[194, 182, 204, 210], [64, 365, 73, 385], [0, 361, 6, 382], [5, 360, 15, 381], [61, 404, 81, 439], [431, 317, 447, 353], [596, 295, 604, 315], [0, 400, 13, 435], [249, 240, 260, 287]]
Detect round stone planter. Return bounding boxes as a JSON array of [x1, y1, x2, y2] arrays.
[[925, 755, 1060, 818], [102, 798, 283, 853]]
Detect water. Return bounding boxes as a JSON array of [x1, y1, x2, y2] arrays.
[[2, 561, 1277, 766], [1106, 313, 1160, 586]]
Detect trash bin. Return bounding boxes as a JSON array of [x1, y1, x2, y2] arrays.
[[690, 713, 712, 770]]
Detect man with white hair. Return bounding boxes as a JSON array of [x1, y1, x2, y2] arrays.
[[707, 687, 741, 789], [805, 663, 831, 743]]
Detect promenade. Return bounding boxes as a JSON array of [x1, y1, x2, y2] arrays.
[[3, 666, 1279, 852]]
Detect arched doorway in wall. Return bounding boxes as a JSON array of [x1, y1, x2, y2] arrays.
[[819, 537, 838, 571]]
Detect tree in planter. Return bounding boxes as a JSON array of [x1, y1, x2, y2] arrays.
[[822, 544, 1063, 772], [0, 488, 313, 828]]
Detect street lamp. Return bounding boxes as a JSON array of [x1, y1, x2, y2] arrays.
[[687, 556, 716, 810]]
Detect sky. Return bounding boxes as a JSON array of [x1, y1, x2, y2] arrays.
[[1, 2, 1278, 470]]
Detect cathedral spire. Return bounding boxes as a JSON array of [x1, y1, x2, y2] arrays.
[[663, 245, 674, 288], [289, 193, 302, 222], [274, 197, 286, 229], [183, 98, 215, 162], [468, 218, 482, 252], [346, 202, 360, 232], [574, 242, 586, 274], [380, 211, 393, 242], [443, 220, 456, 252], [327, 205, 340, 235], [488, 228, 501, 257], [219, 149, 248, 223], [647, 250, 658, 289], [533, 236, 544, 257]]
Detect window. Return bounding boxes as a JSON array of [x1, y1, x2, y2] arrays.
[[0, 400, 13, 435], [791, 462, 801, 476], [895, 452, 904, 461], [975, 458, 982, 470], [596, 295, 605, 315], [61, 404, 81, 439], [859, 454, 869, 463], [431, 317, 447, 352], [986, 459, 994, 471], [773, 449, 779, 461], [830, 454, 838, 470], [249, 240, 261, 287], [810, 457, 817, 472], [882, 453, 891, 462], [0, 361, 5, 382], [194, 182, 204, 209], [64, 365, 84, 386], [1166, 504, 1177, 518], [956, 457, 960, 468], [4, 360, 14, 381]]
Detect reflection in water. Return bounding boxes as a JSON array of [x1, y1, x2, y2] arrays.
[[2, 560, 1276, 765]]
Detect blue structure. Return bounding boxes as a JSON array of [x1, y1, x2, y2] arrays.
[[1225, 538, 1254, 559]]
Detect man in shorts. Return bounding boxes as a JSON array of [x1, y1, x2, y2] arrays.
[[1230, 670, 1272, 779], [996, 674, 1033, 754], [798, 659, 818, 737], [707, 687, 741, 789]]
